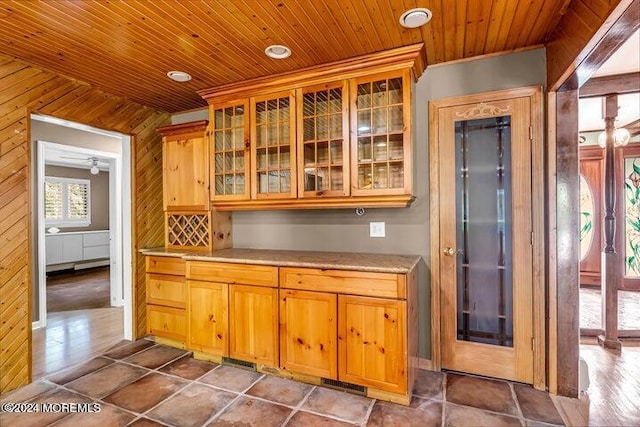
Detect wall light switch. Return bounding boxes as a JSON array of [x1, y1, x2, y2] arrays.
[[370, 222, 385, 238]]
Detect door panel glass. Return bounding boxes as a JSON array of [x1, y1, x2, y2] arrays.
[[254, 95, 292, 196], [355, 77, 404, 191], [212, 103, 246, 197], [579, 175, 594, 261], [624, 157, 640, 277], [455, 116, 513, 347], [300, 86, 345, 194]]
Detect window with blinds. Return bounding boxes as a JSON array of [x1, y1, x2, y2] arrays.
[[44, 177, 91, 227]]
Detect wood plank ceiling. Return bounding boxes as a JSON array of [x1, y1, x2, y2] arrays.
[[0, 0, 570, 113]]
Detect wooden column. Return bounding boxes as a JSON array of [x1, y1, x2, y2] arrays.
[[555, 89, 580, 397], [598, 94, 622, 350]]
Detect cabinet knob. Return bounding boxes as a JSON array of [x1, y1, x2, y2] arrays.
[[443, 247, 455, 256]]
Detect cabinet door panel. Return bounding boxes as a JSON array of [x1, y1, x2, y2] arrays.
[[162, 129, 209, 210], [251, 91, 297, 199], [229, 284, 278, 365], [280, 290, 337, 379], [297, 82, 350, 198], [211, 101, 251, 201], [338, 295, 407, 393], [45, 234, 64, 265], [350, 71, 411, 196], [187, 280, 228, 356]]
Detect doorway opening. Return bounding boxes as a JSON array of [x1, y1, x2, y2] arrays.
[[577, 29, 640, 339], [564, 21, 640, 425], [30, 114, 134, 378]]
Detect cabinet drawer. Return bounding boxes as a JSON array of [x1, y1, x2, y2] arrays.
[[186, 261, 278, 287], [280, 267, 405, 299], [146, 256, 185, 276], [83, 245, 110, 260], [147, 304, 186, 341], [83, 231, 110, 247], [146, 274, 187, 308]]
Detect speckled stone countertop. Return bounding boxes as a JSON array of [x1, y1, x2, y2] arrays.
[[140, 247, 420, 274]]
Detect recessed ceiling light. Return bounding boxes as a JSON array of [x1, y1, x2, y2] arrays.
[[167, 70, 192, 82], [265, 45, 291, 59], [399, 8, 432, 28]]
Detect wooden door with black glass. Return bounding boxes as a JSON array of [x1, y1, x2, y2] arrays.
[[432, 89, 541, 384]]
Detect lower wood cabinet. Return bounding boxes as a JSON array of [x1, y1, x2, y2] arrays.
[[338, 295, 407, 394], [229, 284, 279, 366], [184, 261, 279, 366], [279, 289, 337, 379], [187, 280, 228, 355], [146, 255, 416, 404]]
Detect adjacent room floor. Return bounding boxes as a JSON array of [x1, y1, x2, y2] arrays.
[[579, 287, 640, 330], [32, 308, 124, 380], [34, 266, 123, 379], [46, 267, 111, 313], [579, 339, 640, 426]]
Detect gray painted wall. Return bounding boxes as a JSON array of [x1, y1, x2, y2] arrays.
[[172, 48, 547, 358], [171, 108, 208, 125], [32, 120, 122, 153], [44, 165, 110, 232]]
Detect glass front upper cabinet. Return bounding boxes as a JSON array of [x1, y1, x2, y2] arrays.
[[297, 82, 350, 198], [350, 71, 411, 196], [251, 91, 297, 199], [210, 101, 251, 200]]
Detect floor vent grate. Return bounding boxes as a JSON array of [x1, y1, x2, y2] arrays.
[[321, 378, 366, 395], [222, 357, 256, 371]]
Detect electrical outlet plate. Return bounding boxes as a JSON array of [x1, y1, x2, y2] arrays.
[[370, 222, 385, 237]]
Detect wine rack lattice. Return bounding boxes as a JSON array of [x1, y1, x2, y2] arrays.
[[167, 213, 210, 248]]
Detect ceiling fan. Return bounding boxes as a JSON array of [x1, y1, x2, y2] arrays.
[[58, 155, 109, 175]]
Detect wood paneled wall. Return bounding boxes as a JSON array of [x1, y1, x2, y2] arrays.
[[546, 0, 628, 90], [0, 53, 169, 393]]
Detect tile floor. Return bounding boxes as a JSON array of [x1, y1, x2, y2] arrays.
[[0, 339, 566, 427]]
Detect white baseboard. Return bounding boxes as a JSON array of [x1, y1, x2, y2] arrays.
[[74, 259, 110, 270], [46, 262, 75, 273], [32, 320, 44, 330], [45, 259, 110, 273], [111, 298, 125, 308]]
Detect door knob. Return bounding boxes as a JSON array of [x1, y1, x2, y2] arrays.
[[443, 247, 455, 256]]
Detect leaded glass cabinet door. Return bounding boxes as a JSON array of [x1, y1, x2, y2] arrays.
[[436, 95, 534, 384], [210, 101, 250, 201], [251, 91, 297, 199], [297, 82, 350, 198], [350, 71, 412, 196]]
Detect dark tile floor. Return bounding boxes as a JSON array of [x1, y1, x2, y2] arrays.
[[0, 339, 566, 426]]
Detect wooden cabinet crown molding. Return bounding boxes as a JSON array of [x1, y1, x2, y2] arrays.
[[198, 44, 426, 103], [157, 120, 209, 138]]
